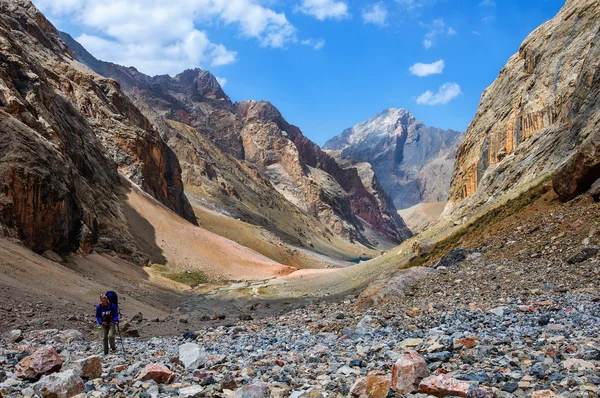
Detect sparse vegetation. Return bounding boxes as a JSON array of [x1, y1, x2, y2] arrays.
[[149, 264, 208, 286], [403, 179, 553, 270]]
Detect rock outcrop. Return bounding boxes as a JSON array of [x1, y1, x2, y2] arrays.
[[0, 0, 196, 256], [444, 0, 600, 219], [324, 108, 463, 210], [61, 33, 412, 246]]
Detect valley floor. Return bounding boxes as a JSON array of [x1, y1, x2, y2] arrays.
[[1, 184, 600, 397]]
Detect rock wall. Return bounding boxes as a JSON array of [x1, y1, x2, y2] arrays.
[[445, 0, 600, 219], [0, 0, 195, 255]]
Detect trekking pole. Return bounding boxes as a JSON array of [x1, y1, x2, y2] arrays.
[[116, 322, 126, 353]]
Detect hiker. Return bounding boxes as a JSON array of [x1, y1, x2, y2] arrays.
[[96, 294, 119, 354]]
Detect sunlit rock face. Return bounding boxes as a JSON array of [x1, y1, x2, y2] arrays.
[[443, 0, 600, 219]]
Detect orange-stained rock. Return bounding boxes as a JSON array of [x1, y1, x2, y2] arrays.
[[16, 346, 63, 381], [391, 350, 430, 394], [136, 363, 175, 384], [0, 0, 195, 257], [418, 375, 471, 397], [454, 337, 478, 350], [349, 376, 391, 398]]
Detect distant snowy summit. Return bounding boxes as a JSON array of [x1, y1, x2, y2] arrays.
[[324, 108, 464, 211]]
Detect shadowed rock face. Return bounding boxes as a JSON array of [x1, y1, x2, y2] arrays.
[[62, 33, 412, 246], [324, 108, 463, 211], [0, 0, 195, 255], [444, 0, 600, 219]]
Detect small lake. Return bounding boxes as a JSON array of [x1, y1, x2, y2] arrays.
[[348, 257, 372, 264]]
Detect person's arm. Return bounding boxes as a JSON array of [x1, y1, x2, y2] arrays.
[[112, 303, 119, 323], [96, 305, 103, 325]]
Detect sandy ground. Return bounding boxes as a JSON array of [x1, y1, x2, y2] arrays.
[[124, 183, 296, 281]]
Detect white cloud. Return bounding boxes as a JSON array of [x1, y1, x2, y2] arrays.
[[301, 38, 326, 50], [216, 76, 227, 87], [478, 0, 496, 6], [416, 82, 461, 105], [362, 3, 387, 26], [409, 59, 444, 77], [34, 0, 298, 76], [422, 18, 455, 49], [296, 0, 350, 21]]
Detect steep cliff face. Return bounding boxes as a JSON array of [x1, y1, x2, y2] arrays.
[[324, 108, 463, 210], [445, 0, 600, 219], [63, 34, 412, 247], [0, 0, 195, 255], [236, 101, 412, 244]]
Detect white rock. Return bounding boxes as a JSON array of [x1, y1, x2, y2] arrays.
[[179, 343, 207, 370]]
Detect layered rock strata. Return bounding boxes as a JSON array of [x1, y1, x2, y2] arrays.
[[445, 0, 600, 219]]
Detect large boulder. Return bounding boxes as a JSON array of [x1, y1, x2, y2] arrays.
[[391, 350, 430, 393], [136, 363, 175, 384], [66, 356, 102, 379], [33, 369, 84, 398], [230, 382, 270, 398], [553, 130, 600, 201], [16, 346, 63, 381]]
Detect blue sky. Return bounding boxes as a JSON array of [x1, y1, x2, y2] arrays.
[[35, 0, 565, 146]]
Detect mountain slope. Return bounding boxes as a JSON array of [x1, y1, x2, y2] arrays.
[[61, 33, 412, 248], [0, 0, 195, 258], [324, 108, 463, 211], [445, 0, 600, 220]]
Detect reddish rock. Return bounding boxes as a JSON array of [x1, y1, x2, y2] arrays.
[[136, 363, 175, 384], [349, 376, 391, 398], [531, 391, 562, 398], [391, 350, 430, 394], [16, 346, 63, 381], [454, 337, 478, 350], [419, 375, 471, 397]]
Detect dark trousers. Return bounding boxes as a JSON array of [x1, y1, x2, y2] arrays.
[[101, 322, 116, 354]]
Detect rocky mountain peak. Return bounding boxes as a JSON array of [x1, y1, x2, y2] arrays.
[[325, 109, 463, 211]]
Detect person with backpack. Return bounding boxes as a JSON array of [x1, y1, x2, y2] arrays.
[[96, 294, 119, 354]]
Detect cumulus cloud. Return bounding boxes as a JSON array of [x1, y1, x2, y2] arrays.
[[362, 3, 388, 26], [416, 82, 461, 105], [296, 0, 350, 21], [301, 38, 326, 50], [409, 59, 444, 77], [34, 0, 298, 76], [422, 18, 455, 49]]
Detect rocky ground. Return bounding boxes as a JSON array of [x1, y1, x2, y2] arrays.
[[2, 188, 600, 398], [1, 287, 598, 397]]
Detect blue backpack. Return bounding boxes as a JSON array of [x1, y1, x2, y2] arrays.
[[105, 291, 119, 313]]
